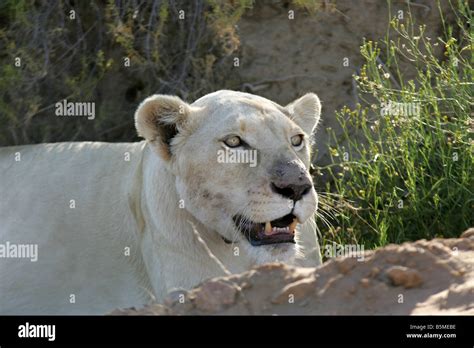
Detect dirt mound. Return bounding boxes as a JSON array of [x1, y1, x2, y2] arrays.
[[110, 229, 474, 315]]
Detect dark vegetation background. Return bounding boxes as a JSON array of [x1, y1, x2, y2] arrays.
[[0, 0, 253, 145], [0, 0, 454, 156]]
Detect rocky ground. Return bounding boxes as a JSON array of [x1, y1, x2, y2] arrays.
[[111, 228, 474, 315]]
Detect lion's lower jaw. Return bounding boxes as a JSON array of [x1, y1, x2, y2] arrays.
[[238, 240, 297, 266]]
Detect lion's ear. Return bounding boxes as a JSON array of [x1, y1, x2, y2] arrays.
[[135, 94, 191, 161], [286, 93, 321, 135]]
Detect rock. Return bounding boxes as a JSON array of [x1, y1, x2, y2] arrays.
[[192, 280, 238, 312], [369, 267, 381, 277], [385, 266, 423, 288], [360, 278, 370, 288], [337, 257, 357, 274]]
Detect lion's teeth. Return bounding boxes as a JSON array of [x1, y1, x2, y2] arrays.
[[289, 219, 298, 234], [265, 222, 272, 235]]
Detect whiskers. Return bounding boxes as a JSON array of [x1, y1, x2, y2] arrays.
[[315, 191, 360, 239], [315, 192, 346, 230]]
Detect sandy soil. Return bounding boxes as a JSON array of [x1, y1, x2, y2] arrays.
[[111, 228, 474, 315]]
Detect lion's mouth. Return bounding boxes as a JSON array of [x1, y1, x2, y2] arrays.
[[232, 213, 298, 246]]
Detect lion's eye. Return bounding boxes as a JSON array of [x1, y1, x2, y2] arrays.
[[224, 135, 242, 148], [291, 134, 304, 147]]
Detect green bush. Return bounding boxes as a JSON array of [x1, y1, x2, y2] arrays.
[[319, 0, 473, 250], [0, 0, 253, 146]]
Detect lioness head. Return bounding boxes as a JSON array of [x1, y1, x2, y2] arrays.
[[135, 90, 321, 263]]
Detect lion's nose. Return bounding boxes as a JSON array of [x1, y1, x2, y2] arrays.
[[270, 181, 312, 201], [269, 159, 313, 201]]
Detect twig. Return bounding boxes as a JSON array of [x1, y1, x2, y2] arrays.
[[189, 221, 231, 277], [352, 70, 360, 107], [376, 56, 401, 90]]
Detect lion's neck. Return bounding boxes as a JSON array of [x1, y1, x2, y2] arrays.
[[137, 146, 253, 298]]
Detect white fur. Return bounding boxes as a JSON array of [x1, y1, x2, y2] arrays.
[[0, 90, 322, 314]]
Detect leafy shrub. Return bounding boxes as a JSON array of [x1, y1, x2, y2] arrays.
[[0, 0, 253, 146], [319, 0, 473, 250]]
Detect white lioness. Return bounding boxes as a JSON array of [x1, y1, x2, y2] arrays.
[[0, 90, 322, 314]]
